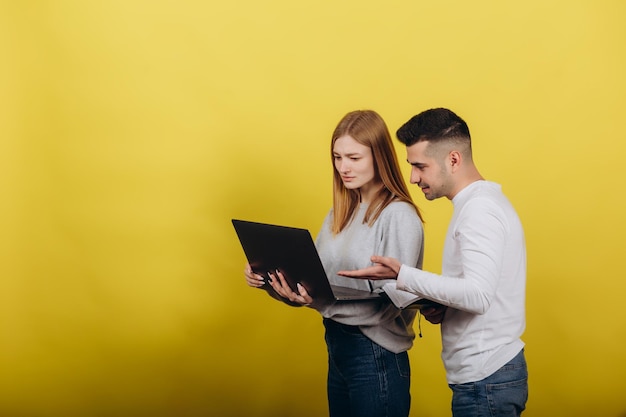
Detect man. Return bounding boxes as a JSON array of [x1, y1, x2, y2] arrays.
[[339, 108, 528, 416]]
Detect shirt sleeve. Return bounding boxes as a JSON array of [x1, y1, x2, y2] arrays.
[[397, 198, 507, 314]]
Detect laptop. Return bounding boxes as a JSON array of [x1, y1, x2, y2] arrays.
[[232, 219, 382, 302]]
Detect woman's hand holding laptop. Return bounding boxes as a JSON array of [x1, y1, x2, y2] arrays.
[[266, 268, 313, 306]]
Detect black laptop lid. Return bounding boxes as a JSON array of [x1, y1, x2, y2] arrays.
[[232, 219, 335, 301]]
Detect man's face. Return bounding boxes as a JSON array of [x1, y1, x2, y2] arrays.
[[406, 141, 453, 201]]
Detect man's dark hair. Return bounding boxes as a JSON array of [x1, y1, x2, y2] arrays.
[[396, 108, 471, 146]]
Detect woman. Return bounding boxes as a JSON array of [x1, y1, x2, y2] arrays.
[[244, 110, 424, 417]]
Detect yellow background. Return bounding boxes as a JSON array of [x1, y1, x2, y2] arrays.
[[1, 1, 625, 416]]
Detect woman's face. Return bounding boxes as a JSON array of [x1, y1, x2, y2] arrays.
[[333, 135, 379, 201]]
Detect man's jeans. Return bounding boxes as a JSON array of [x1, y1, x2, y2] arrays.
[[323, 318, 411, 417], [449, 349, 528, 417]]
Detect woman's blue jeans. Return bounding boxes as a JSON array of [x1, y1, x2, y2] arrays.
[[323, 318, 411, 417], [448, 349, 528, 417]]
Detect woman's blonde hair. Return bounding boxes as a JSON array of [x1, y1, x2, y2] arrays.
[[330, 110, 423, 234]]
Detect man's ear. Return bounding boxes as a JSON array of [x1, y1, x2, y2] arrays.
[[449, 150, 462, 169]]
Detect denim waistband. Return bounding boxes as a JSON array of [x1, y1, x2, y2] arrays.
[[323, 317, 362, 334]]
